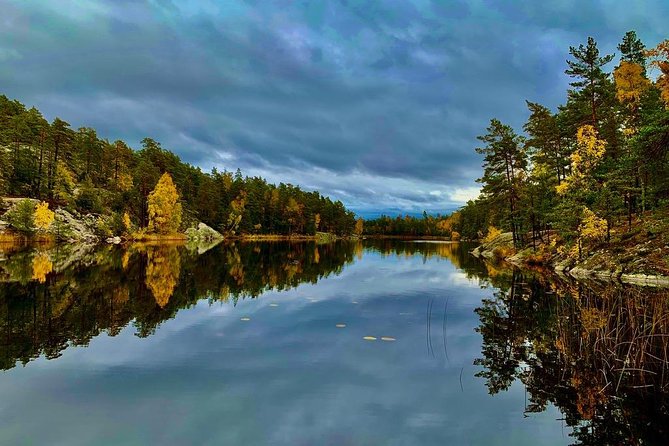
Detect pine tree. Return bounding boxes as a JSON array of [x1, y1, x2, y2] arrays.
[[618, 31, 646, 70], [565, 37, 615, 127], [49, 118, 73, 198], [476, 119, 527, 246], [524, 101, 569, 184], [6, 199, 35, 233]]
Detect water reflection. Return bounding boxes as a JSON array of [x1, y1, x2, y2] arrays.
[[475, 269, 669, 444], [141, 244, 182, 308], [0, 240, 668, 444], [0, 241, 357, 370], [31, 251, 53, 283]]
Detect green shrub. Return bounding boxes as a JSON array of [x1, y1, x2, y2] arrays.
[[6, 199, 35, 233], [95, 216, 113, 238], [109, 212, 125, 236]]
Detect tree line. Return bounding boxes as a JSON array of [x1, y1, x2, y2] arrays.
[[452, 32, 669, 253], [363, 211, 461, 238], [0, 97, 356, 236]]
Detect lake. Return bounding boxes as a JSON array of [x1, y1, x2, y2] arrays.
[[0, 240, 667, 445]]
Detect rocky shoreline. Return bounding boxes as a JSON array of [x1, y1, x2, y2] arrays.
[[0, 198, 225, 246], [471, 232, 669, 288], [0, 199, 351, 248]]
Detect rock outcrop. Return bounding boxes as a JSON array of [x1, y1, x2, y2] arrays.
[[471, 232, 514, 260], [0, 199, 100, 243], [470, 231, 669, 288], [185, 222, 224, 242], [185, 223, 224, 254], [49, 209, 98, 243]]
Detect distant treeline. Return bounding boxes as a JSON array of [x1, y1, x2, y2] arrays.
[[363, 212, 461, 238], [0, 95, 356, 235], [456, 32, 669, 248]]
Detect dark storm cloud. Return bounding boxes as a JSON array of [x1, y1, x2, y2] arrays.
[[1, 0, 667, 214]]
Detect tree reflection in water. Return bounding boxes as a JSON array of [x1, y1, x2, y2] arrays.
[[140, 244, 181, 308], [31, 251, 53, 283], [1, 240, 669, 444], [0, 240, 357, 370], [474, 268, 669, 445]]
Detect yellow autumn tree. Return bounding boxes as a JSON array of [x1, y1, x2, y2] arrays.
[[613, 61, 650, 109], [436, 211, 461, 236], [117, 171, 134, 192], [647, 39, 669, 107], [483, 226, 502, 243], [122, 212, 132, 233], [34, 201, 55, 231], [572, 206, 608, 259], [579, 207, 607, 242], [354, 218, 364, 236], [285, 197, 303, 234], [226, 191, 247, 234], [147, 173, 182, 234], [556, 125, 606, 195]]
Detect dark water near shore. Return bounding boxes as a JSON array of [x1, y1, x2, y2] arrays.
[[0, 240, 667, 445]]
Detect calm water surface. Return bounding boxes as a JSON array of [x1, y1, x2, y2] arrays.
[[0, 240, 667, 445]]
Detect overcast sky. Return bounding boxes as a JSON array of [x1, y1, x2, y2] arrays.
[[1, 0, 666, 216]]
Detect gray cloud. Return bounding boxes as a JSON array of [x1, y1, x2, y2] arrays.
[[1, 0, 666, 215]]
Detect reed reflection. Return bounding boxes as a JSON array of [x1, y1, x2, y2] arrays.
[[474, 269, 669, 444]]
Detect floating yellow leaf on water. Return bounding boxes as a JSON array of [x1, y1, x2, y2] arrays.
[[363, 336, 377, 341], [381, 337, 396, 342], [336, 324, 346, 328], [240, 317, 251, 321]]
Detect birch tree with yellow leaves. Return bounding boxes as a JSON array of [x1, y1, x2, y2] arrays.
[[147, 172, 182, 234], [34, 201, 55, 231], [556, 125, 606, 197]]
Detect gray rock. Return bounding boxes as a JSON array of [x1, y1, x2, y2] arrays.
[[186, 222, 224, 242], [619, 274, 669, 288], [49, 209, 98, 243], [472, 232, 514, 260]]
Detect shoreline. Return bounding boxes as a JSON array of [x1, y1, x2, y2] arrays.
[[0, 231, 458, 248], [471, 232, 669, 288], [362, 235, 457, 241]]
